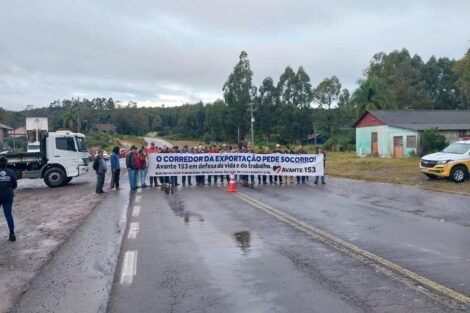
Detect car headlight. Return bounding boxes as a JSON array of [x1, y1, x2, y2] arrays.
[[437, 159, 452, 165]]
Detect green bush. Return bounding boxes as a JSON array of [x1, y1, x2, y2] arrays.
[[421, 128, 447, 155]]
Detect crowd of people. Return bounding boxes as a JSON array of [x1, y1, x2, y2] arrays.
[[94, 141, 327, 193]]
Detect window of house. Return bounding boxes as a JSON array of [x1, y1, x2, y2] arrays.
[[406, 136, 417, 149]]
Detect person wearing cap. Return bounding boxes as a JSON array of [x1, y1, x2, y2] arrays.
[[273, 144, 283, 185], [0, 156, 17, 241], [126, 145, 139, 190], [147, 142, 160, 187]]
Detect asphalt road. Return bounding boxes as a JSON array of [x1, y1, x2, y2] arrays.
[[107, 178, 470, 313]]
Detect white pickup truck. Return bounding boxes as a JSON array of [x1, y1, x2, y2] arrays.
[[420, 140, 470, 183], [5, 131, 89, 187]]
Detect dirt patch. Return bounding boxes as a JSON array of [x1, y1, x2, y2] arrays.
[[0, 169, 109, 313]]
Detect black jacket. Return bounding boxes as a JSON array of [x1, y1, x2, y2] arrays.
[[0, 168, 17, 199]]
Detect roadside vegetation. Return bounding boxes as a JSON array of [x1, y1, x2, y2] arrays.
[[85, 132, 145, 153]]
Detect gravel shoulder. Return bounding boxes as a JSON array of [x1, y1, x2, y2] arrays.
[[0, 167, 110, 313]]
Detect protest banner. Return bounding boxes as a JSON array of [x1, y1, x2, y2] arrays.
[[147, 153, 324, 177]]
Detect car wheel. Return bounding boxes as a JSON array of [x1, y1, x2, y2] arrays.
[[450, 165, 467, 183]]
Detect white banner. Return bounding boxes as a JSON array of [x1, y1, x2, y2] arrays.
[[147, 153, 324, 176]]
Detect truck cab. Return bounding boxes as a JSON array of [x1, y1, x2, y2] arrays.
[[44, 131, 89, 179], [420, 140, 470, 183]]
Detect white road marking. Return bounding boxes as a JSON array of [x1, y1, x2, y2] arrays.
[[135, 195, 142, 203], [120, 250, 138, 285], [128, 222, 140, 239], [132, 205, 141, 217]]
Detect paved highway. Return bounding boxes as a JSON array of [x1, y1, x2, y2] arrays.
[[108, 178, 470, 313]]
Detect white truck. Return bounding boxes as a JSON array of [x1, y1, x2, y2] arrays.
[[5, 131, 89, 187]]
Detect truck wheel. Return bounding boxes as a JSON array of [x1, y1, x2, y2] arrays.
[[44, 168, 66, 187], [450, 165, 467, 183]]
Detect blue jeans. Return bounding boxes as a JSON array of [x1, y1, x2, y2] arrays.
[[139, 169, 147, 186], [1, 197, 14, 233], [128, 169, 137, 189]]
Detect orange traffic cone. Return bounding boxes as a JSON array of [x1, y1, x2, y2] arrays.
[[227, 174, 237, 192]]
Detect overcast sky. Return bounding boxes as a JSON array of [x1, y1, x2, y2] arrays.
[[0, 1, 469, 111]]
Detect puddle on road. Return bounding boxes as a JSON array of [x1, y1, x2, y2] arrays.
[[233, 231, 251, 256]]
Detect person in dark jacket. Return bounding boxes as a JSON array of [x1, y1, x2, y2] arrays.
[[0, 156, 18, 241], [126, 145, 138, 190], [93, 150, 107, 194], [110, 146, 120, 190]]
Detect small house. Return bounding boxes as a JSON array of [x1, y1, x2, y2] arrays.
[[0, 123, 12, 142], [354, 110, 470, 157]]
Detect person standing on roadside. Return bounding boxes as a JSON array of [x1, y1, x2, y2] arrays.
[[314, 147, 327, 185], [110, 146, 120, 190], [147, 142, 160, 187], [0, 157, 17, 242], [273, 144, 283, 185], [181, 145, 192, 186], [93, 150, 107, 194], [126, 145, 139, 190], [296, 145, 307, 184], [138, 147, 147, 188]]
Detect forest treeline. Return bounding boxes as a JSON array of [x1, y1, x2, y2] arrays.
[[1, 47, 469, 147]]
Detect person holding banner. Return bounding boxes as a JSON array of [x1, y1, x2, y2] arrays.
[[147, 142, 160, 187], [170, 146, 180, 186], [314, 147, 326, 185], [207, 145, 218, 185], [296, 145, 307, 184], [181, 145, 192, 186], [273, 144, 283, 185], [284, 145, 295, 184]]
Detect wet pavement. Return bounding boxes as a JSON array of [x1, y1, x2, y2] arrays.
[[108, 178, 469, 313]]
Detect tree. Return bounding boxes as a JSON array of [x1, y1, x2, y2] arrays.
[[255, 77, 277, 140], [454, 48, 470, 108], [314, 76, 341, 136], [292, 67, 314, 142], [366, 49, 432, 109], [276, 66, 298, 142], [223, 51, 255, 142], [422, 56, 461, 109]]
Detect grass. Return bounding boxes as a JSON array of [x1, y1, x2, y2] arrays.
[[327, 152, 470, 195]]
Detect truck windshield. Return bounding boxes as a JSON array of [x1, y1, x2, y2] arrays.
[[75, 136, 88, 152], [442, 143, 470, 154]]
